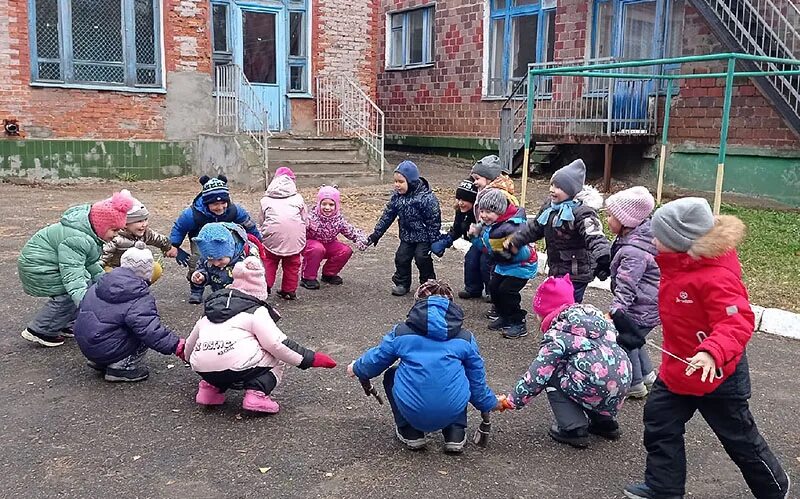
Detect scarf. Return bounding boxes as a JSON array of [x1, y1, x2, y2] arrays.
[[537, 200, 578, 228]]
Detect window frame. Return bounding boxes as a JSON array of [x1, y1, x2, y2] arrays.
[[385, 5, 435, 71], [287, 0, 310, 95], [212, 1, 233, 68], [28, 0, 165, 92]]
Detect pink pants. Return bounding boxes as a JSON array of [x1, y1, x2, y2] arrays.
[[301, 239, 353, 280], [264, 250, 302, 293]]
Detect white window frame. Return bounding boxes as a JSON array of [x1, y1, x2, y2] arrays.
[[385, 5, 435, 70]]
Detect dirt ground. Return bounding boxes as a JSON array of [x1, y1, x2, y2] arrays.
[[1, 155, 798, 498]]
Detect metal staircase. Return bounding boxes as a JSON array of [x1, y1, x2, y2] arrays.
[[690, 0, 800, 135]]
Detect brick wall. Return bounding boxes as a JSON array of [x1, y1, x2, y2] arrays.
[[0, 0, 211, 140]]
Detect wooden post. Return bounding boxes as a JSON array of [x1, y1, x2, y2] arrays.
[[656, 79, 674, 205], [603, 143, 613, 192], [520, 147, 530, 207], [714, 57, 736, 215]]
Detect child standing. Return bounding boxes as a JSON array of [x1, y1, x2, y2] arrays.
[[623, 198, 789, 499], [347, 280, 499, 453], [171, 175, 261, 300], [100, 193, 177, 284], [18, 191, 134, 347], [185, 256, 337, 413], [189, 222, 258, 302], [367, 161, 441, 296], [475, 189, 538, 338], [507, 159, 610, 303], [259, 167, 307, 300], [604, 186, 660, 399], [497, 275, 631, 449], [430, 179, 484, 299], [74, 242, 185, 382], [300, 185, 369, 289]]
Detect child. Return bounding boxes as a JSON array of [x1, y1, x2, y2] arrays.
[[623, 198, 790, 499], [171, 175, 261, 299], [300, 185, 369, 289], [506, 159, 610, 303], [367, 161, 441, 296], [18, 190, 134, 347], [189, 222, 258, 303], [259, 167, 307, 300], [347, 280, 499, 453], [185, 256, 337, 413], [74, 242, 185, 382], [604, 186, 660, 399], [497, 275, 631, 449], [430, 179, 486, 299], [100, 192, 177, 284], [475, 189, 538, 338]]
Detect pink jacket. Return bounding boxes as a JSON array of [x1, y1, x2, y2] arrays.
[[258, 175, 307, 256], [307, 185, 369, 249]]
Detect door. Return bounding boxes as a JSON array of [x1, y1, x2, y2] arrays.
[[612, 0, 657, 131], [232, 5, 286, 131]]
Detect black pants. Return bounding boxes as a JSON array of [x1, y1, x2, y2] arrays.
[[643, 379, 788, 498], [546, 379, 617, 432], [393, 241, 435, 289], [199, 367, 277, 395], [488, 272, 528, 324]]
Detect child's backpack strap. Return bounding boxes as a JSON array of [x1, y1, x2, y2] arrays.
[[245, 233, 271, 286]]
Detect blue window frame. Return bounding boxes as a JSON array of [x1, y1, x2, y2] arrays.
[[487, 0, 557, 97], [28, 0, 163, 90], [287, 0, 309, 93], [212, 1, 233, 70], [387, 6, 434, 70]]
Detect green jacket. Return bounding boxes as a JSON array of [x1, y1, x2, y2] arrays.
[[18, 204, 105, 304]]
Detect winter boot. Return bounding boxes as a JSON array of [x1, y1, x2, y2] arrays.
[[548, 423, 589, 449], [643, 371, 657, 389], [442, 425, 467, 454], [485, 306, 499, 321], [276, 291, 297, 300], [457, 290, 482, 299], [21, 329, 65, 347], [502, 320, 528, 339], [242, 390, 280, 413], [627, 383, 648, 399], [321, 275, 344, 285], [623, 483, 684, 499], [391, 284, 409, 296], [104, 366, 149, 382], [195, 380, 226, 406], [588, 419, 621, 440], [300, 279, 320, 290], [487, 316, 508, 331], [395, 426, 426, 450]]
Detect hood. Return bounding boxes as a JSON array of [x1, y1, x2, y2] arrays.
[[404, 296, 464, 341], [316, 186, 341, 216], [575, 185, 603, 210], [95, 267, 149, 303], [266, 175, 298, 199], [403, 176, 431, 196], [61, 204, 103, 244], [204, 288, 264, 323], [486, 175, 520, 206], [551, 304, 611, 340], [689, 215, 745, 259], [656, 247, 744, 278], [617, 219, 658, 256]]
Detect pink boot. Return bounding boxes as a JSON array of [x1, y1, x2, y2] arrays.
[[195, 380, 226, 406], [242, 389, 280, 413]]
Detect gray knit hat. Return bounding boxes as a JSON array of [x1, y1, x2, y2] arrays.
[[120, 241, 154, 281], [551, 159, 586, 198], [477, 188, 509, 215], [651, 197, 715, 252], [471, 155, 502, 181], [126, 196, 149, 224]]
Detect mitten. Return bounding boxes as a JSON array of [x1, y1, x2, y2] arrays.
[[611, 310, 646, 352], [594, 255, 611, 281], [175, 247, 191, 267], [430, 235, 452, 257], [175, 338, 186, 361], [311, 352, 337, 368], [367, 233, 380, 247]]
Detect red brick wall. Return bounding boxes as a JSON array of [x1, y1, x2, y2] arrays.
[[0, 0, 211, 140]]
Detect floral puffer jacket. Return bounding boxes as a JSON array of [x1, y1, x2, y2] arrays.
[[506, 303, 632, 417]]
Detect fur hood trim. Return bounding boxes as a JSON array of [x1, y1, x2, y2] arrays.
[[575, 185, 603, 210], [689, 215, 745, 259]]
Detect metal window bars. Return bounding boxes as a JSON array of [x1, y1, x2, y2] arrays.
[[315, 75, 385, 176]]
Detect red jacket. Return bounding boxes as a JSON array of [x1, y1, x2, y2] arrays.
[[655, 215, 753, 396]]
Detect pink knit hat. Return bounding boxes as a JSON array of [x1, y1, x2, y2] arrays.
[[274, 166, 296, 180], [533, 275, 575, 318], [317, 185, 341, 214], [229, 256, 269, 302], [605, 186, 655, 228], [89, 190, 135, 237]]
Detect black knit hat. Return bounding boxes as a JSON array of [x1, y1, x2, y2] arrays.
[[455, 178, 478, 203]]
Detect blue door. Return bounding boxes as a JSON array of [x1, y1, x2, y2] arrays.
[[231, 3, 286, 131]]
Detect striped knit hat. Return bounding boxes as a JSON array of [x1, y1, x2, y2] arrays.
[[120, 241, 154, 282], [414, 279, 454, 301]]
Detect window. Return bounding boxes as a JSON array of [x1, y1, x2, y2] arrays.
[[387, 6, 434, 69], [212, 2, 232, 71], [287, 1, 309, 93], [591, 0, 685, 62], [243, 11, 277, 84], [487, 0, 556, 97], [29, 0, 162, 89]]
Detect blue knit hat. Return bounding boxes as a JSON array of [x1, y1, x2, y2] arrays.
[[200, 175, 230, 205], [394, 161, 420, 183], [193, 223, 236, 260]]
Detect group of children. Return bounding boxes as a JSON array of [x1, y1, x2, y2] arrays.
[[16, 156, 790, 499]]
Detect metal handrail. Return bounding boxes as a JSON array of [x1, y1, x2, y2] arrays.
[[315, 75, 385, 176]]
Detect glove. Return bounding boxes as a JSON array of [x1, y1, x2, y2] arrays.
[[367, 233, 380, 247], [430, 236, 452, 257], [175, 338, 186, 361], [594, 255, 610, 281], [311, 352, 337, 369], [611, 310, 646, 352], [175, 247, 191, 267]]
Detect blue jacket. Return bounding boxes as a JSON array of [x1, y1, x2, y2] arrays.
[[353, 296, 496, 432], [194, 222, 257, 292], [476, 209, 538, 279], [74, 267, 180, 365], [170, 193, 261, 247], [372, 177, 441, 244]]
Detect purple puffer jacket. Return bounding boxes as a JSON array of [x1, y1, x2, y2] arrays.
[[609, 219, 660, 328]]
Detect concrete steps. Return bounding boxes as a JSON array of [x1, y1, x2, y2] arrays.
[[268, 135, 381, 186]]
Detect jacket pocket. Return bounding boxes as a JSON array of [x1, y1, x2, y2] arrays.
[[559, 249, 589, 277]]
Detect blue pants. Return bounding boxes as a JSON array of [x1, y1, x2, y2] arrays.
[[573, 281, 588, 303], [464, 245, 491, 296], [629, 325, 654, 386]]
